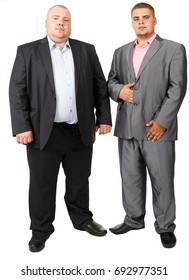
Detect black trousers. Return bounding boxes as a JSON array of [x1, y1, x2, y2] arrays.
[[27, 123, 93, 236]]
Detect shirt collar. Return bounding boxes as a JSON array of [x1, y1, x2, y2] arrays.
[[134, 33, 157, 47], [47, 36, 71, 50]]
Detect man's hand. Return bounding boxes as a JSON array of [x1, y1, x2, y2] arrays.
[[118, 83, 135, 103], [146, 120, 166, 142], [16, 131, 34, 144], [95, 125, 112, 135]]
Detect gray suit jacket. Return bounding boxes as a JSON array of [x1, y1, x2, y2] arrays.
[[108, 35, 187, 141]]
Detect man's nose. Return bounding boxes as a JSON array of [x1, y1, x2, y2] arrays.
[[139, 18, 144, 24]]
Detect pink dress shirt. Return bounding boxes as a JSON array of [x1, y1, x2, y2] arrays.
[[133, 34, 157, 77]]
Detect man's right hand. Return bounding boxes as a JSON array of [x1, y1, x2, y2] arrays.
[[118, 83, 135, 103], [16, 131, 34, 144]]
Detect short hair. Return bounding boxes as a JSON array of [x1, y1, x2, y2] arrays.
[[131, 2, 155, 17], [47, 4, 70, 16]]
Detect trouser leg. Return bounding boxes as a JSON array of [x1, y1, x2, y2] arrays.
[[27, 146, 61, 236], [143, 141, 176, 233], [45, 122, 93, 230], [118, 138, 146, 228], [63, 143, 93, 229]]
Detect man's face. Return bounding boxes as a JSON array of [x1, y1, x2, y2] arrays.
[[45, 6, 71, 43], [131, 8, 157, 39]]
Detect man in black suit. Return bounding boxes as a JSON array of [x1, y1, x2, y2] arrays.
[[9, 4, 112, 252]]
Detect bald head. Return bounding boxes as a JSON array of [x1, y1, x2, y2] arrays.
[[47, 5, 71, 18], [45, 5, 71, 45]]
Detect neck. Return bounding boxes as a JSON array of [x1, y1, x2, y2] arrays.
[[137, 32, 155, 46], [48, 35, 68, 50]]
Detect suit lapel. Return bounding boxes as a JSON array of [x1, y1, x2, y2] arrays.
[[136, 35, 164, 80], [38, 37, 81, 94], [69, 38, 81, 93], [127, 42, 136, 81], [38, 37, 55, 91]]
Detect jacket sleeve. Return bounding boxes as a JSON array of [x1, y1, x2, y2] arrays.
[[9, 46, 32, 136], [107, 51, 125, 103], [93, 46, 112, 125], [154, 44, 187, 128]]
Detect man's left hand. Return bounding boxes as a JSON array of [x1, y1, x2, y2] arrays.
[[146, 120, 166, 142], [96, 125, 112, 135]]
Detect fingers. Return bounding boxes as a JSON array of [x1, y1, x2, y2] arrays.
[[146, 120, 154, 127], [128, 94, 134, 103], [123, 91, 134, 103], [96, 125, 112, 135], [146, 121, 166, 142], [119, 83, 135, 103], [16, 131, 34, 144], [16, 136, 33, 144], [126, 83, 135, 88], [146, 130, 164, 142]]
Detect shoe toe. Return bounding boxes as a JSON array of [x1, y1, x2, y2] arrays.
[[83, 221, 107, 236], [29, 235, 49, 252], [160, 232, 176, 248]]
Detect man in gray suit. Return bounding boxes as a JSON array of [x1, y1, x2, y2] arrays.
[[108, 2, 187, 248]]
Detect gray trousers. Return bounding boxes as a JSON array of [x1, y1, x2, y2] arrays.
[[118, 138, 176, 234]]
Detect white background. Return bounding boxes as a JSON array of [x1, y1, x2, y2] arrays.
[[0, 0, 188, 279]]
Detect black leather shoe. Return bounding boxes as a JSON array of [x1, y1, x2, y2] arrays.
[[29, 234, 49, 252], [160, 232, 176, 248], [109, 223, 141, 235], [83, 220, 107, 236]]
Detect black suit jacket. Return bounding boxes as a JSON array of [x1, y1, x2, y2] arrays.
[[9, 37, 112, 149]]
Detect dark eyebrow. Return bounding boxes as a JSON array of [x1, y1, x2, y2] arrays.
[[133, 14, 150, 19]]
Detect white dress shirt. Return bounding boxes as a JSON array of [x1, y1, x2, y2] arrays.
[[47, 36, 78, 124]]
